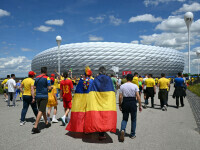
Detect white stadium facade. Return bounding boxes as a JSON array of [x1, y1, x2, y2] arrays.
[[31, 42, 184, 77]]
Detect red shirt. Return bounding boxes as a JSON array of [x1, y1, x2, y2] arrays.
[[60, 79, 73, 101]]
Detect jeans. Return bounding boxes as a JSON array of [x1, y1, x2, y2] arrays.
[[20, 95, 38, 122], [56, 89, 60, 97], [14, 89, 21, 101], [8, 92, 15, 106], [120, 97, 137, 136]]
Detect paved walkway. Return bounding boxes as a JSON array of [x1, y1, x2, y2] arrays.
[[0, 86, 199, 150]]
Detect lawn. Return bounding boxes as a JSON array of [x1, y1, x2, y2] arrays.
[[188, 83, 200, 97]]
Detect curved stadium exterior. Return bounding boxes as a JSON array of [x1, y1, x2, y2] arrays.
[[31, 42, 184, 77]]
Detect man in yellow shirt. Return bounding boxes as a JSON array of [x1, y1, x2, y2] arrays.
[[132, 72, 139, 88], [1, 75, 10, 101], [144, 74, 156, 108], [157, 73, 170, 111], [20, 71, 38, 126]]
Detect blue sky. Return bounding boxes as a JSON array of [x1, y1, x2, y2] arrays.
[[0, 0, 200, 77]]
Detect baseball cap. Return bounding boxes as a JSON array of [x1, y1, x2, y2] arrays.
[[28, 71, 36, 76], [51, 74, 55, 77]]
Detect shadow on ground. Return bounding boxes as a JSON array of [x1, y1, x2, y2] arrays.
[[66, 132, 113, 144]]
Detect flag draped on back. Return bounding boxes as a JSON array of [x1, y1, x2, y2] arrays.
[[66, 74, 117, 133], [66, 78, 94, 132], [84, 74, 117, 133]]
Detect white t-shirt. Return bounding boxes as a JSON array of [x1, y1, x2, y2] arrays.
[[6, 78, 16, 92], [143, 77, 148, 90], [119, 82, 139, 97], [118, 79, 121, 85]]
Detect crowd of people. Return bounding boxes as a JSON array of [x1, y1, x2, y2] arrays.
[[1, 66, 188, 142]]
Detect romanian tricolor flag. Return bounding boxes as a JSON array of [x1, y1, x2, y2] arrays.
[[84, 74, 117, 133], [66, 77, 94, 132], [66, 75, 117, 133]]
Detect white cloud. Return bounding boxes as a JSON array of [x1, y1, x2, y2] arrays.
[[139, 32, 193, 50], [89, 35, 103, 41], [129, 14, 162, 23], [34, 25, 54, 32], [183, 51, 200, 74], [183, 51, 198, 56], [89, 15, 105, 23], [144, 0, 185, 7], [156, 16, 185, 32], [21, 48, 33, 52], [155, 16, 200, 33], [131, 40, 139, 44], [173, 2, 200, 14], [193, 47, 200, 54], [0, 56, 31, 77], [109, 15, 122, 26], [0, 9, 10, 17], [45, 19, 64, 26]]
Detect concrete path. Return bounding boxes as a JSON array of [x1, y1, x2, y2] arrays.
[[0, 86, 199, 150]]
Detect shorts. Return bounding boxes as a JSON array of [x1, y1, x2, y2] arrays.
[[63, 100, 72, 109], [37, 98, 48, 112], [4, 89, 8, 94]]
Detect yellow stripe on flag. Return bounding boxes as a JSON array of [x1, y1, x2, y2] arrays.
[[71, 94, 88, 112], [86, 91, 116, 111]]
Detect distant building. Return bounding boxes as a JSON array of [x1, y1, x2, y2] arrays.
[[31, 42, 184, 77]]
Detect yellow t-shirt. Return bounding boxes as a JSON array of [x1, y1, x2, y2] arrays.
[[158, 78, 169, 89], [60, 76, 64, 81], [54, 79, 59, 89], [1, 79, 8, 89], [21, 78, 34, 96], [145, 78, 155, 87], [47, 86, 57, 107], [155, 78, 158, 83], [132, 76, 139, 87]]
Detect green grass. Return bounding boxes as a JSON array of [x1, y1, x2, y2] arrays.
[[0, 86, 4, 94], [188, 83, 200, 97]]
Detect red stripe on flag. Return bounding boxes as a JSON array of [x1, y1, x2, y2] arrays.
[[84, 111, 117, 133], [66, 112, 85, 132]]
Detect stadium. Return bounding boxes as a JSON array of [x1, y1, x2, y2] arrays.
[[31, 42, 184, 77]]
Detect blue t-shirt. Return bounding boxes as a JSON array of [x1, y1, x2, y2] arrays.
[[174, 77, 184, 87], [34, 74, 51, 98]]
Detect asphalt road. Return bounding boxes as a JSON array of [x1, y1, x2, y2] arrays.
[[0, 86, 199, 150]]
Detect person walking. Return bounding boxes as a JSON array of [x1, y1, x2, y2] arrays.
[[60, 72, 73, 125], [132, 72, 139, 88], [157, 73, 170, 111], [32, 67, 52, 134], [1, 75, 10, 102], [6, 74, 16, 107], [142, 74, 148, 108], [119, 74, 142, 142], [173, 72, 186, 108], [144, 74, 156, 108], [138, 76, 143, 96], [20, 71, 38, 126], [14, 80, 22, 101], [47, 77, 58, 123], [111, 74, 118, 92]]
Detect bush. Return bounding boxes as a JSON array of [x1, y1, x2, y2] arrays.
[[188, 83, 200, 97]]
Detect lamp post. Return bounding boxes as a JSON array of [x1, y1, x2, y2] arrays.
[[184, 12, 193, 80], [197, 50, 200, 76], [56, 35, 62, 75]]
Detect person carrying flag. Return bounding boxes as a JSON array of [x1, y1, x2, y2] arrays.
[[66, 66, 94, 132]]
